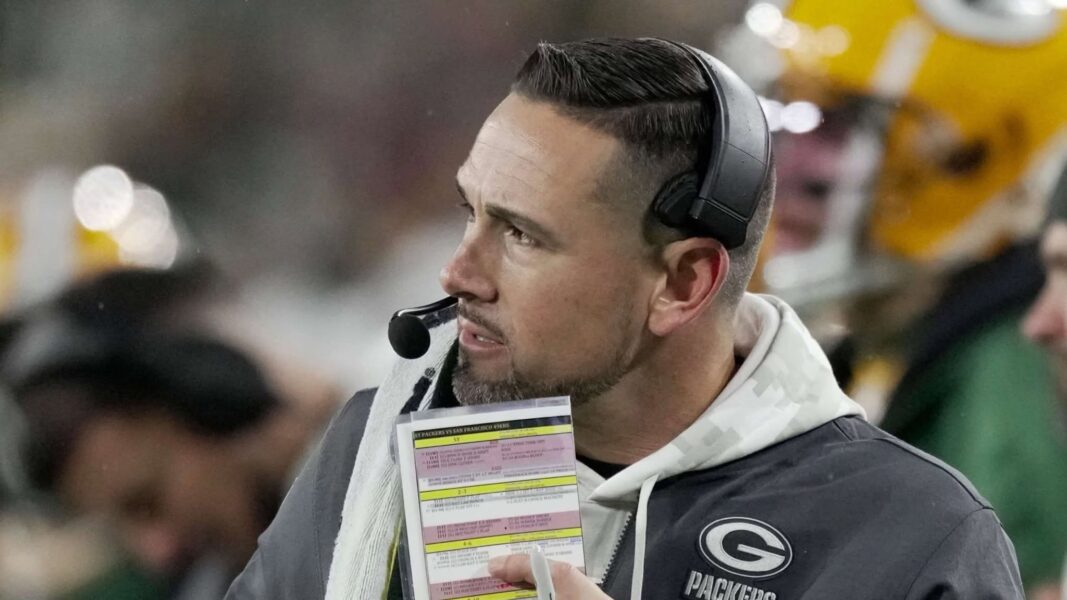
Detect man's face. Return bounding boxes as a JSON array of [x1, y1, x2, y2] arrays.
[[441, 94, 657, 405], [46, 395, 269, 574], [1024, 222, 1067, 393]]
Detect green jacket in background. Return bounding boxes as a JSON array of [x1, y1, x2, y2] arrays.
[[882, 242, 1067, 590]]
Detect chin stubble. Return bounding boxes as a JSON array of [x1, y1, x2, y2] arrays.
[[451, 339, 633, 408], [452, 291, 639, 407]]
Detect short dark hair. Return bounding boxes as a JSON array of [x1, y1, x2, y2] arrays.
[[14, 335, 281, 490], [511, 38, 774, 311]]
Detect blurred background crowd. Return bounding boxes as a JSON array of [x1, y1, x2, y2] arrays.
[[2, 0, 1067, 598]]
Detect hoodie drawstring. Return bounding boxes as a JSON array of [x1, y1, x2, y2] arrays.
[[630, 474, 659, 600]]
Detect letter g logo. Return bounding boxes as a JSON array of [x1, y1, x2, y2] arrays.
[[699, 517, 792, 579]]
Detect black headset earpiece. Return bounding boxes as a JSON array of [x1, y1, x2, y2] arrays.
[[650, 40, 772, 250], [651, 172, 701, 230]]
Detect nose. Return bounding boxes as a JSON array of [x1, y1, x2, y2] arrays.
[[440, 236, 496, 303], [1023, 287, 1065, 347]]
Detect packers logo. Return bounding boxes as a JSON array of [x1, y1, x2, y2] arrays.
[[699, 517, 792, 579]]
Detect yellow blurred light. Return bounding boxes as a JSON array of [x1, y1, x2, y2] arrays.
[[119, 225, 179, 270], [113, 186, 172, 256], [818, 25, 851, 56], [769, 20, 802, 49]]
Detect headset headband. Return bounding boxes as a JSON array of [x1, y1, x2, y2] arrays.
[[651, 40, 772, 249]]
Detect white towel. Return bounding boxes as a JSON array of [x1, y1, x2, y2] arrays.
[[324, 319, 457, 600]]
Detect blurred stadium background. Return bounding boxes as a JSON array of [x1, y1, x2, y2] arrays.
[[0, 1, 752, 392], [2, 1, 1066, 598]]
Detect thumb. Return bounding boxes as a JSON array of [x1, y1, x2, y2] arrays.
[[488, 554, 607, 598], [488, 554, 537, 585]]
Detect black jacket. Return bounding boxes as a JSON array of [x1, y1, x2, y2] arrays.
[[228, 387, 1023, 599]]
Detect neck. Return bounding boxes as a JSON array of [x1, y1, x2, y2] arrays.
[[572, 315, 736, 465]]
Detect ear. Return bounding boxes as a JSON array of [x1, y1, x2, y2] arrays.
[[647, 238, 730, 336]]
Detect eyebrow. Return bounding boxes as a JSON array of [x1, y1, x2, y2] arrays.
[[456, 182, 561, 248]]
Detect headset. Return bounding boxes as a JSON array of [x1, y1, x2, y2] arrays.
[[650, 39, 772, 250]]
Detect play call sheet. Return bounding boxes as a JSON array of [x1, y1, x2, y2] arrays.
[[396, 398, 585, 600]]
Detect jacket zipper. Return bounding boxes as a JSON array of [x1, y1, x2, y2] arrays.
[[600, 511, 632, 588]]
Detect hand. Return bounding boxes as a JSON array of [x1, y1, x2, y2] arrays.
[[488, 554, 612, 600]]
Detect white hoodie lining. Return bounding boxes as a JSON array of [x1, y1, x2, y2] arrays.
[[715, 292, 781, 402], [587, 295, 862, 502], [630, 474, 659, 600]]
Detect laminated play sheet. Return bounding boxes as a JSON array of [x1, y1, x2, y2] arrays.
[[395, 397, 584, 600]]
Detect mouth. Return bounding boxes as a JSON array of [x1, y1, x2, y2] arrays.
[[457, 315, 506, 356]]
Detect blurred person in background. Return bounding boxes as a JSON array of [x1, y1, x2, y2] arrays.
[[1023, 165, 1067, 600], [1, 265, 338, 599], [1025, 166, 1067, 399], [721, 0, 1067, 595], [1020, 163, 1067, 597]]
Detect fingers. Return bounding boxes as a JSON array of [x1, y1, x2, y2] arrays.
[[487, 554, 584, 587], [488, 554, 611, 600], [488, 554, 536, 585]]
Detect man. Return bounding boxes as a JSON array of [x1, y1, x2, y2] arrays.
[[3, 266, 336, 598], [228, 39, 1022, 599]]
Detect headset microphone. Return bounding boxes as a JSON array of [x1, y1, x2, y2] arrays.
[[388, 296, 458, 359]]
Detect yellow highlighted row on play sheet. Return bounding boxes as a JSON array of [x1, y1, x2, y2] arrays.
[[414, 424, 573, 449], [419, 475, 578, 501], [424, 527, 583, 554]]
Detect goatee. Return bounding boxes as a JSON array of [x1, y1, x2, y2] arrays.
[[451, 349, 627, 407]]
